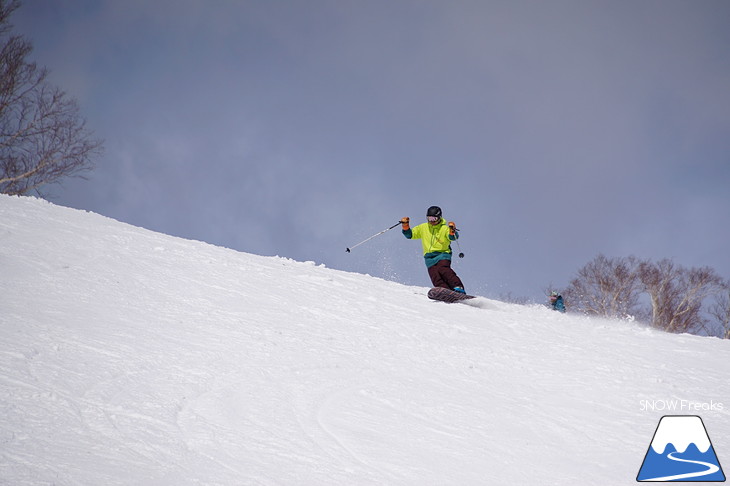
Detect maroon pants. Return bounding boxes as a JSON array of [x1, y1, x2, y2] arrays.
[[427, 259, 464, 290]]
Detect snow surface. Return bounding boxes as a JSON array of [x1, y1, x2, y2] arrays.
[[1, 194, 729, 485]]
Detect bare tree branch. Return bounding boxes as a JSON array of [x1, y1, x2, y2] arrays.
[[564, 254, 645, 319], [709, 284, 730, 339], [638, 259, 724, 334], [0, 0, 103, 196], [563, 254, 726, 336]]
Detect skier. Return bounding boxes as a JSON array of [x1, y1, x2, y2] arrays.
[[549, 291, 566, 313], [401, 206, 466, 293]]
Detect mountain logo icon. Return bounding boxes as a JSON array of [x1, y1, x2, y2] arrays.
[[637, 415, 725, 482]]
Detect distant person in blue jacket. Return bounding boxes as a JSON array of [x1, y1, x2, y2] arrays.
[[549, 291, 566, 313]]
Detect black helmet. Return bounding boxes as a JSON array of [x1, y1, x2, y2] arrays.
[[426, 206, 442, 218]]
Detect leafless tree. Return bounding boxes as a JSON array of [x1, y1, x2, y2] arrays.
[[638, 259, 724, 334], [0, 0, 102, 196], [564, 254, 644, 319], [710, 285, 730, 339]]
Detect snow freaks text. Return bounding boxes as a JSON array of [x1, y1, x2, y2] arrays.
[[639, 400, 724, 412]]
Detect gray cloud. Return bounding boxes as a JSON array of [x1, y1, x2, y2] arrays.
[[15, 0, 730, 301]]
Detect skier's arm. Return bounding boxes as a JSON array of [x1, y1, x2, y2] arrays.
[[401, 217, 412, 239], [448, 221, 458, 241]]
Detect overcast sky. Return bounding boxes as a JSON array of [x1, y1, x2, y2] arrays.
[[14, 0, 730, 302]]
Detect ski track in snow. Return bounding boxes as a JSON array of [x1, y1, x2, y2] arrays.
[[1, 195, 730, 485]]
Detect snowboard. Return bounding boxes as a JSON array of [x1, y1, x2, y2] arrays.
[[427, 287, 476, 303]]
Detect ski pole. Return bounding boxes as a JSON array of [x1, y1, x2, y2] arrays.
[[455, 238, 465, 258], [346, 222, 401, 253], [451, 224, 465, 258]]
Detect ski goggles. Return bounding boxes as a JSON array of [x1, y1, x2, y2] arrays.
[[427, 216, 440, 223]]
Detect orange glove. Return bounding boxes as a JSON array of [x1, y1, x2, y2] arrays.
[[448, 221, 456, 235], [400, 217, 410, 230]]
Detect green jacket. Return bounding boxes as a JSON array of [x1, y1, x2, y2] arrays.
[[403, 218, 458, 267]]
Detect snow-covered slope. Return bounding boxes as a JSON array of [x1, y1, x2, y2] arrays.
[[1, 195, 728, 485]]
